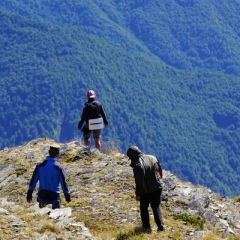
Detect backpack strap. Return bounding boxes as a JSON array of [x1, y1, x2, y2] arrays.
[[139, 158, 146, 176], [139, 158, 147, 193]]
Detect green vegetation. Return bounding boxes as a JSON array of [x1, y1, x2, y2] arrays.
[[173, 213, 205, 230], [0, 1, 240, 197], [39, 222, 61, 234], [234, 196, 240, 203], [114, 227, 145, 240], [0, 139, 240, 239]]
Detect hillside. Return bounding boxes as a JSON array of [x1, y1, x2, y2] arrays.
[[1, 0, 240, 75], [0, 0, 240, 198], [0, 138, 240, 240]]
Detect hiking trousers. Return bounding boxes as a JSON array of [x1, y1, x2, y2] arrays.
[[38, 200, 60, 209], [140, 189, 163, 229]]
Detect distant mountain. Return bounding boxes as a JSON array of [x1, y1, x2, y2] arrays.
[[0, 1, 240, 197], [1, 0, 240, 75]]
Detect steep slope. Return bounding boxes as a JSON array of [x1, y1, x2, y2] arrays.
[[0, 138, 240, 239], [1, 0, 240, 75], [0, 2, 240, 198], [123, 0, 240, 74]]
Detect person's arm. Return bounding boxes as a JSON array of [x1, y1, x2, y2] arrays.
[[59, 167, 71, 202], [133, 165, 145, 200], [27, 166, 39, 203], [99, 105, 108, 127], [78, 106, 88, 130]]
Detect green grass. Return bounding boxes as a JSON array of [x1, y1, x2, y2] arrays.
[[173, 213, 205, 230]]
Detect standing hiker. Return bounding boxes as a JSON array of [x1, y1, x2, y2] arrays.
[[26, 144, 71, 209], [126, 146, 164, 232], [77, 90, 109, 151]]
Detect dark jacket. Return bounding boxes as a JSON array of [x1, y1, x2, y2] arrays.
[[78, 98, 108, 129], [28, 156, 70, 203], [128, 146, 162, 196]]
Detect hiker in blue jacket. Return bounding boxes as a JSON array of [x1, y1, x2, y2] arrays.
[[26, 144, 71, 209], [78, 90, 109, 151], [127, 146, 164, 232]]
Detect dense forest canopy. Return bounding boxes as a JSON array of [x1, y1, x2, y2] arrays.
[[1, 0, 240, 75], [0, 0, 240, 197]]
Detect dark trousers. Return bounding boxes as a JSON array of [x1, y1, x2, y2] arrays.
[[37, 190, 60, 209], [38, 199, 60, 209], [140, 189, 163, 228]]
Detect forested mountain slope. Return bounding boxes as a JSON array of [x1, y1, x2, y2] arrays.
[[0, 1, 240, 198], [1, 0, 240, 75]]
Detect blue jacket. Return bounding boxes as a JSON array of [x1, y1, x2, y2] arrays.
[[28, 156, 70, 203]]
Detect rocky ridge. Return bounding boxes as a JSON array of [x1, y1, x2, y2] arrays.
[[0, 138, 239, 239]]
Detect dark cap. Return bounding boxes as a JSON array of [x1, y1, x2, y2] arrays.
[[49, 144, 60, 156]]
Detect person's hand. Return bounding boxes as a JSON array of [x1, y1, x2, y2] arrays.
[[105, 123, 109, 128], [27, 190, 33, 203], [78, 127, 81, 130], [135, 195, 140, 201], [64, 193, 71, 203]]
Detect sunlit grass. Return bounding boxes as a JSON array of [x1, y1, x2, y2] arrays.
[[173, 212, 205, 230], [233, 195, 240, 203], [0, 139, 239, 240]]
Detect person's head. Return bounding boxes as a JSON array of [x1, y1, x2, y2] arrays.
[[87, 90, 96, 100], [49, 144, 60, 157], [126, 146, 142, 162]]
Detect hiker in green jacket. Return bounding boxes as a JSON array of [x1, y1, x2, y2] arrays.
[[127, 146, 164, 232]]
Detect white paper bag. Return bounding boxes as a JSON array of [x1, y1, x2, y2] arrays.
[[89, 118, 104, 130]]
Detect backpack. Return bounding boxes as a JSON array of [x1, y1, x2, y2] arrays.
[[157, 159, 163, 179]]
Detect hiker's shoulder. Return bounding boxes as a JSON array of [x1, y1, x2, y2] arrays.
[[147, 154, 157, 159], [53, 161, 64, 169], [92, 100, 102, 106], [144, 154, 158, 163], [85, 100, 101, 106], [36, 159, 47, 167]]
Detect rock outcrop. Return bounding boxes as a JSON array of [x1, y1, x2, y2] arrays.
[[0, 138, 239, 239]]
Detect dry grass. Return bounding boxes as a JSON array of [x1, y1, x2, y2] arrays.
[[233, 196, 240, 203], [101, 140, 121, 155], [0, 138, 239, 240]]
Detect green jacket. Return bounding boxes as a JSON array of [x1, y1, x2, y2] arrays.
[[130, 151, 162, 196]]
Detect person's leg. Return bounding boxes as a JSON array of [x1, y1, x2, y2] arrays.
[[150, 189, 164, 230], [93, 130, 101, 151], [93, 138, 101, 151], [83, 130, 92, 148], [37, 197, 47, 208], [52, 201, 60, 209], [38, 201, 47, 208], [140, 193, 151, 230], [84, 137, 90, 147]]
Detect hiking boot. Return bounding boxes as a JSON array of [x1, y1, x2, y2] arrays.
[[157, 225, 164, 231]]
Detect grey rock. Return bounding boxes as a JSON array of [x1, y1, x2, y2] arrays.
[[1, 138, 240, 239], [204, 209, 217, 227], [49, 207, 72, 220], [25, 151, 35, 160]]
